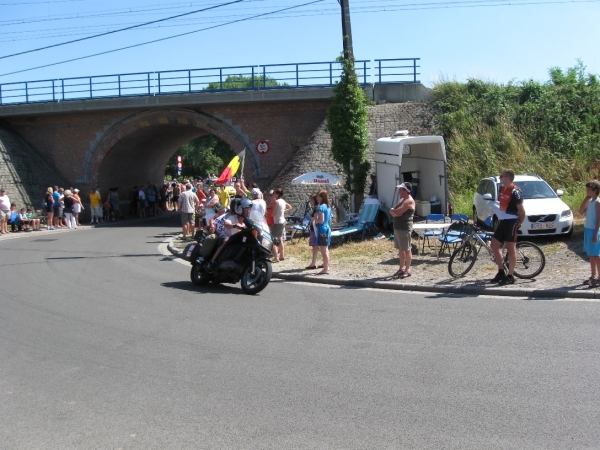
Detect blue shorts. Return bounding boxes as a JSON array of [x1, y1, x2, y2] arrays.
[[584, 228, 600, 256]]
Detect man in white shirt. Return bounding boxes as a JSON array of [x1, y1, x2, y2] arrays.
[[178, 183, 200, 239], [0, 188, 10, 235]]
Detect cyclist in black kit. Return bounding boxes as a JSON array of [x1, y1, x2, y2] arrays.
[[490, 169, 526, 285]]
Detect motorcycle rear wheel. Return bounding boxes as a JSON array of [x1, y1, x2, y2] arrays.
[[241, 259, 272, 295], [190, 263, 211, 286]]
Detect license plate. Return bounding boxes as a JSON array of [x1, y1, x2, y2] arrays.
[[531, 222, 555, 229]]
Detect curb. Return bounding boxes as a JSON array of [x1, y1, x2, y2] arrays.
[[166, 240, 598, 300]]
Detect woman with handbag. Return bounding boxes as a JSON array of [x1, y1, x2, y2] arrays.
[[314, 189, 332, 275], [304, 195, 322, 270]]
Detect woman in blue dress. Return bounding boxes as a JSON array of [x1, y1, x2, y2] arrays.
[[314, 189, 332, 275]]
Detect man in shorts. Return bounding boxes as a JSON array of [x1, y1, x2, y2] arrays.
[[390, 182, 415, 278], [0, 187, 10, 235], [178, 183, 199, 240], [89, 187, 102, 224], [490, 169, 526, 285]]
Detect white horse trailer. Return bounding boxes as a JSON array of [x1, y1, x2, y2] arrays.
[[375, 133, 448, 229]]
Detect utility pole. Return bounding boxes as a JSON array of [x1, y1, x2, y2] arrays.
[[339, 0, 354, 60]]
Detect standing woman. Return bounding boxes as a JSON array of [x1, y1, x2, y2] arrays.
[[45, 187, 55, 230], [72, 188, 83, 226], [314, 189, 332, 275], [579, 180, 600, 286], [63, 189, 80, 229], [304, 195, 321, 270], [389, 182, 415, 278], [204, 188, 220, 226]]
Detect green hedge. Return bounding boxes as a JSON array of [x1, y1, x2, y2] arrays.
[[432, 61, 600, 211]]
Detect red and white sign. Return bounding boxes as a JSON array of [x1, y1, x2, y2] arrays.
[[255, 140, 270, 155], [291, 171, 342, 186]]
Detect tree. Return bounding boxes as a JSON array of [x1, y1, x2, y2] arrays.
[[326, 56, 370, 212], [205, 74, 285, 90], [165, 135, 236, 179]]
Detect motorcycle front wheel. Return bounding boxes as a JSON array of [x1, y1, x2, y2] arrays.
[[190, 263, 211, 286], [241, 259, 272, 295]]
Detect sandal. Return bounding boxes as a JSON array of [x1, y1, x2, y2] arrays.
[[401, 271, 412, 279], [591, 279, 600, 288], [392, 269, 405, 278], [305, 265, 317, 270], [316, 271, 329, 275], [584, 277, 597, 286]]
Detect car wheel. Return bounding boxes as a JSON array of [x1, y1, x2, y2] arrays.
[[564, 225, 573, 238]]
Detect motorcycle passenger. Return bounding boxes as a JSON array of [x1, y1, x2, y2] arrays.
[[208, 198, 253, 269]]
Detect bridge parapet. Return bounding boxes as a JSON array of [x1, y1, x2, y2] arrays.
[[0, 58, 420, 106]]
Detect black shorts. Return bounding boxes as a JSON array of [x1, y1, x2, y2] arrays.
[[493, 219, 519, 243]]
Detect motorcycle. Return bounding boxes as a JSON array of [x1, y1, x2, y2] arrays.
[[186, 217, 275, 295]]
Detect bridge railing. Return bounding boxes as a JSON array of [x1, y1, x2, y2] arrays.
[[0, 58, 420, 105]]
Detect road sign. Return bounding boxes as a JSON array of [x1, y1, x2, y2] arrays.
[[255, 140, 270, 155]]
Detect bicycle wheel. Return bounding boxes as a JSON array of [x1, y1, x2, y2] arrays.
[[503, 241, 545, 279], [448, 242, 478, 278]]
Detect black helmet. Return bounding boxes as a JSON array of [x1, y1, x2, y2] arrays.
[[235, 198, 252, 215]]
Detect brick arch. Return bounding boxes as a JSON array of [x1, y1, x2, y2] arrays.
[[85, 109, 262, 188]]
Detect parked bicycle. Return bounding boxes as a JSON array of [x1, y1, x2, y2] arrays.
[[448, 220, 546, 279]]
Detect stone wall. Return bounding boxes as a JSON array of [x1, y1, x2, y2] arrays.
[[0, 124, 69, 210], [266, 102, 437, 215]]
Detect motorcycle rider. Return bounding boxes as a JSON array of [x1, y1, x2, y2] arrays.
[[208, 198, 253, 269]]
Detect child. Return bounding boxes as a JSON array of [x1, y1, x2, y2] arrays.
[[103, 200, 111, 223], [18, 208, 31, 231], [579, 180, 600, 287], [26, 208, 40, 231]]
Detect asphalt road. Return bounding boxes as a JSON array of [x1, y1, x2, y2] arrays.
[[2, 215, 600, 449]]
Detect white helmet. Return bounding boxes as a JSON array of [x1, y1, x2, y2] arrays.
[[235, 198, 252, 215]]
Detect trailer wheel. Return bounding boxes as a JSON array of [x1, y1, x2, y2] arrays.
[[379, 212, 391, 231]]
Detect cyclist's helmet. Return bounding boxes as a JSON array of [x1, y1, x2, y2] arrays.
[[235, 198, 252, 215]]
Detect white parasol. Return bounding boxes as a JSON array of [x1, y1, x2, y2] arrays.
[[291, 171, 342, 186]]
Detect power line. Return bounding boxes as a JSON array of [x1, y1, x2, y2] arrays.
[[0, 0, 245, 60], [0, 0, 326, 78], [0, 0, 84, 4], [0, 0, 260, 25]]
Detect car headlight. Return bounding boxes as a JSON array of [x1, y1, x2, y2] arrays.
[[561, 209, 572, 218]]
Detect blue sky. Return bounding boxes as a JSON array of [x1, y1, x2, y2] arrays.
[[1, 0, 598, 87]]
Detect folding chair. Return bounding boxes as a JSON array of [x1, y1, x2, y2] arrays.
[[289, 214, 311, 243], [331, 199, 380, 243], [421, 213, 446, 253]]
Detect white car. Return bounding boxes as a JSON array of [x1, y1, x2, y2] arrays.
[[473, 174, 573, 237]]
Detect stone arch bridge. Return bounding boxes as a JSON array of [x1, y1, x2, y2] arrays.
[[0, 84, 432, 209]]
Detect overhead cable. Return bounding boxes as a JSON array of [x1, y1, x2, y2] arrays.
[[0, 0, 325, 78], [0, 0, 245, 60]]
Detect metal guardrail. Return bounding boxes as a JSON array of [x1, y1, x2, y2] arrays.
[[0, 58, 420, 106]]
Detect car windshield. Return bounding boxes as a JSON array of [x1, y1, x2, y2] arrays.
[[514, 181, 557, 199]]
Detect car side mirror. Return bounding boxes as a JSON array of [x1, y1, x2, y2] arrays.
[[483, 193, 493, 201], [556, 189, 564, 197]]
